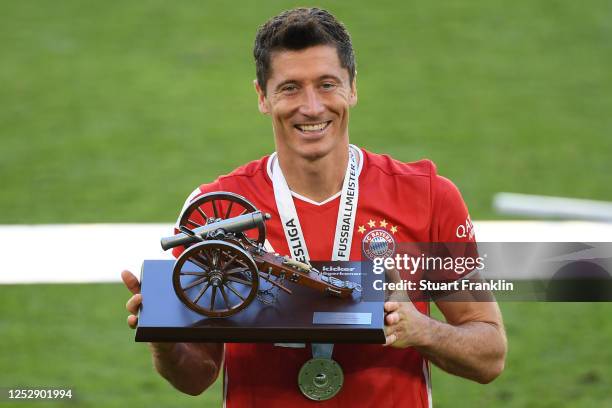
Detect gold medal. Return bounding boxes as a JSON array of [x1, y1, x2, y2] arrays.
[[298, 357, 344, 401]]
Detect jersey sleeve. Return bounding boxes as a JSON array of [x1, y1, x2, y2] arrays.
[[427, 175, 480, 285], [431, 175, 476, 243]]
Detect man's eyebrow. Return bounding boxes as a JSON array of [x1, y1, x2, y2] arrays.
[[318, 74, 343, 83]]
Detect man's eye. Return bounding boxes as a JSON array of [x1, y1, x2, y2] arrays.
[[282, 85, 298, 93], [321, 82, 337, 91]]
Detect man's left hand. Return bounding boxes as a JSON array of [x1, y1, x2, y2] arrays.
[[383, 300, 430, 348]]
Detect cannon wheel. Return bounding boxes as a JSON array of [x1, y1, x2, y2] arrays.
[[178, 191, 266, 246], [173, 240, 260, 317]]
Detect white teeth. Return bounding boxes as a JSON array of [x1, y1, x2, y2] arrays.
[[297, 122, 328, 132]]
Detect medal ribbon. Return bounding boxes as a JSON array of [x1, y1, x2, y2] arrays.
[[270, 145, 362, 353], [271, 145, 360, 264]]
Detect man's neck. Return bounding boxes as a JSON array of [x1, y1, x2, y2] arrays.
[[276, 146, 349, 203]]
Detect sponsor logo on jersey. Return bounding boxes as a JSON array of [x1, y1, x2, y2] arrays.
[[456, 216, 475, 240]]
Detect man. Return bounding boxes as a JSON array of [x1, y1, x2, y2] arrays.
[[122, 8, 506, 407]]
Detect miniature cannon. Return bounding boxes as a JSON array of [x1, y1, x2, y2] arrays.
[[160, 192, 360, 318]]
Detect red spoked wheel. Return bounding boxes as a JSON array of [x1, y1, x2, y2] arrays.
[[172, 240, 259, 318], [177, 191, 266, 246]]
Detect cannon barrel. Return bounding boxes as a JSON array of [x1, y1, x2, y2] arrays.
[[160, 211, 270, 251]]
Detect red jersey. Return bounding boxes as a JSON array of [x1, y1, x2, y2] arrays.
[[174, 147, 474, 408]]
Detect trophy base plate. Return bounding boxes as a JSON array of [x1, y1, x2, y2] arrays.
[[135, 260, 385, 343]]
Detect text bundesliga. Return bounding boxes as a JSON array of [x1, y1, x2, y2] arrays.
[[372, 278, 514, 292]]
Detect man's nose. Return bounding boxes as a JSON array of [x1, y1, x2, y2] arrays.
[[298, 87, 325, 117]]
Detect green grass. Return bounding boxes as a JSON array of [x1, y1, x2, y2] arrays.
[[0, 284, 221, 408], [1, 284, 610, 408], [431, 303, 612, 408], [1, 1, 611, 222]]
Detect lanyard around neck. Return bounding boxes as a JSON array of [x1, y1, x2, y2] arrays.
[[270, 145, 361, 263]]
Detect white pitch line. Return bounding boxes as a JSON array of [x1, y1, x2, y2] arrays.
[[474, 220, 612, 242], [494, 192, 612, 222], [0, 224, 174, 284], [0, 221, 610, 284]]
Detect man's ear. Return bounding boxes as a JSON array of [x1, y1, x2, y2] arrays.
[[254, 79, 270, 115], [349, 74, 358, 107]]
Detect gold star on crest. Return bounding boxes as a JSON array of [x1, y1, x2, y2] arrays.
[[367, 219, 376, 228], [390, 225, 398, 234], [358, 225, 366, 234], [380, 219, 388, 228]]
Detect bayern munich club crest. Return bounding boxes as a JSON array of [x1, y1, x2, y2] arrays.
[[360, 219, 397, 260]]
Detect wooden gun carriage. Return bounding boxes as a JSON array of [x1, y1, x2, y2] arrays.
[[160, 192, 360, 318]]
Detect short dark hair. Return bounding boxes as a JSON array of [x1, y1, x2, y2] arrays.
[[253, 8, 356, 93]]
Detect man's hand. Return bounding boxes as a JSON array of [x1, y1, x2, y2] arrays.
[[383, 300, 430, 348], [121, 270, 142, 329], [382, 267, 431, 348], [120, 270, 220, 394], [382, 278, 506, 384]]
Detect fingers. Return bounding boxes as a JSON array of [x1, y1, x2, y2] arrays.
[[383, 304, 401, 347], [384, 321, 396, 338], [383, 333, 397, 347], [126, 294, 141, 329], [121, 270, 141, 295], [126, 294, 142, 315], [384, 301, 399, 313], [385, 311, 400, 325], [127, 314, 138, 329], [122, 270, 142, 330], [383, 308, 399, 348]]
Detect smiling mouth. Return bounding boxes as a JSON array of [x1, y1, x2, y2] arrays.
[[294, 121, 332, 133]]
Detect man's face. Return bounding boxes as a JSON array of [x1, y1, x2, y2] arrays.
[[255, 45, 357, 161]]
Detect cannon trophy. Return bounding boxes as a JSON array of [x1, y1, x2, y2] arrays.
[[160, 192, 360, 318]]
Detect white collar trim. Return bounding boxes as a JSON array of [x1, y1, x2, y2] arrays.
[[266, 145, 363, 207]]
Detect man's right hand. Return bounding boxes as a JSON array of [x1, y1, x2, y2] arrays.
[[121, 270, 142, 329], [120, 269, 222, 394]]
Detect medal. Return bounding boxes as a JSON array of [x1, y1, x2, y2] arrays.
[[298, 358, 344, 401], [270, 145, 362, 400]]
